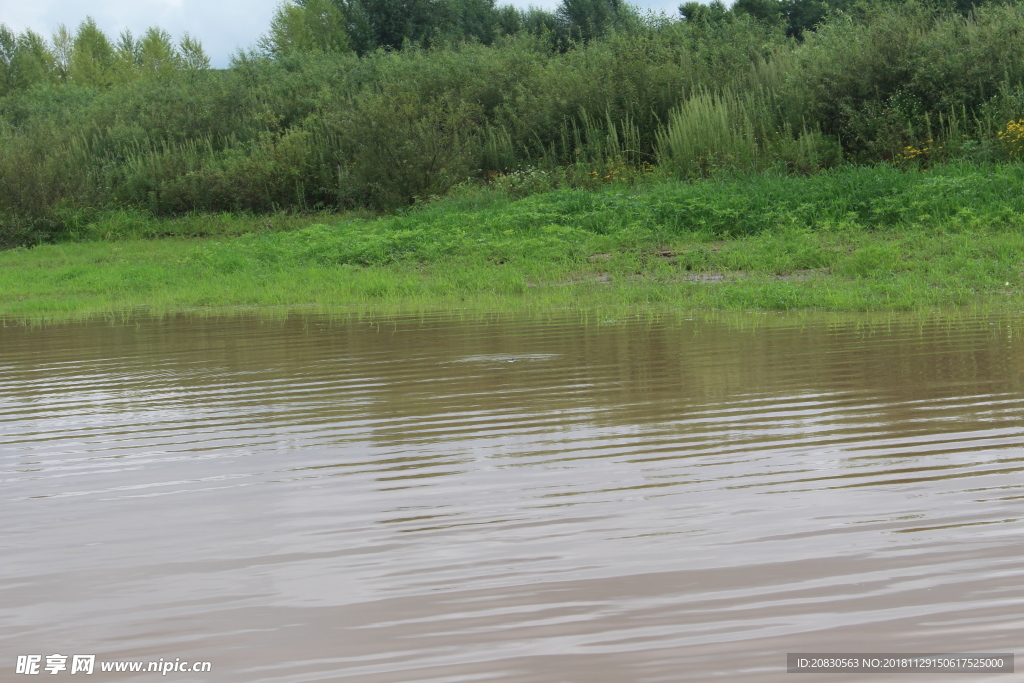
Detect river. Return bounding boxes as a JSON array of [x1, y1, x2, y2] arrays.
[[2, 311, 1021, 681]]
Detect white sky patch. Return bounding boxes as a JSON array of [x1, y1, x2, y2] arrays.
[[2, 0, 685, 68], [2, 0, 282, 67]]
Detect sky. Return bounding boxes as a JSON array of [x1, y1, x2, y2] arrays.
[[1, 0, 683, 68]]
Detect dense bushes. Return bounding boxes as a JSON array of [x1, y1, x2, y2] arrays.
[[789, 4, 1024, 159], [6, 1, 1024, 245]]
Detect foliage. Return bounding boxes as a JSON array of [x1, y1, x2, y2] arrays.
[[655, 87, 842, 176], [261, 0, 351, 56], [7, 1, 1024, 244]]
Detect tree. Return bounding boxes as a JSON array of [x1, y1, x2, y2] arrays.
[[261, 0, 351, 56], [0, 25, 14, 93], [51, 25, 74, 82], [69, 17, 116, 86], [448, 0, 502, 45], [520, 7, 560, 36], [138, 27, 181, 78], [10, 30, 54, 90], [179, 34, 211, 70], [557, 0, 623, 42], [679, 0, 730, 23], [781, 0, 831, 37], [732, 0, 784, 25], [356, 0, 436, 50], [1, 24, 54, 94]]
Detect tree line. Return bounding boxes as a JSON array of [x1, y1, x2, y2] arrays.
[[7, 0, 988, 93], [2, 0, 1024, 244]]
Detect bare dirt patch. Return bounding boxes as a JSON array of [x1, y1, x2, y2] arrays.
[[529, 268, 829, 288]]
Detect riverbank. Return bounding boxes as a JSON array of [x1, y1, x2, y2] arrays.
[[4, 163, 1024, 321]]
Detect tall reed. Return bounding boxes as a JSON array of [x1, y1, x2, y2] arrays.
[[655, 88, 759, 176]]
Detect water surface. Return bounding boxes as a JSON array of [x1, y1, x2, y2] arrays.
[[2, 311, 1023, 681]]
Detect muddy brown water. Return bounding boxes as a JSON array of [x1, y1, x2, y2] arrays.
[[2, 311, 1022, 682]]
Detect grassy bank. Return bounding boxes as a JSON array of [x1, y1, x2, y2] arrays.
[[4, 163, 1024, 321]]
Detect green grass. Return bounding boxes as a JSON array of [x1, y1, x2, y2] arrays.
[[5, 162, 1024, 322]]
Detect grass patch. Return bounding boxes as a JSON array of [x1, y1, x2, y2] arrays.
[[5, 162, 1024, 321]]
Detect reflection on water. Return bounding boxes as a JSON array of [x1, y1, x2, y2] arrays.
[[2, 311, 1023, 681]]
